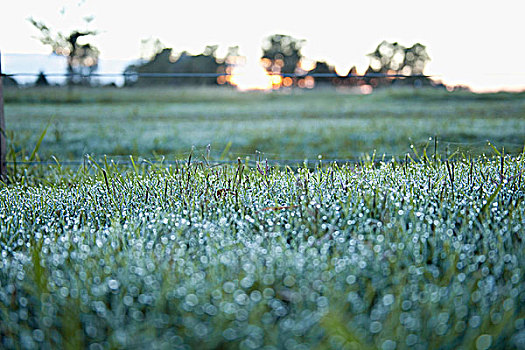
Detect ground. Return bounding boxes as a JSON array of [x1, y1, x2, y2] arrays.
[[0, 87, 524, 349], [4, 87, 525, 160]]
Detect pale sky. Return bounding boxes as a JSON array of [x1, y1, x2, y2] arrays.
[[1, 0, 524, 91]]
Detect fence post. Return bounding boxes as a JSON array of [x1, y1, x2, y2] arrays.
[[0, 50, 6, 181]]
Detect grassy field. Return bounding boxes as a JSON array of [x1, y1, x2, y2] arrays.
[[4, 87, 525, 161], [1, 154, 524, 349], [1, 87, 524, 349]]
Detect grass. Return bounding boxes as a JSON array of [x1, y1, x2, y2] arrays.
[[0, 149, 524, 349], [4, 86, 525, 160], [0, 87, 524, 349]]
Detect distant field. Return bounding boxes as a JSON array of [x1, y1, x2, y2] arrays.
[[4, 87, 525, 161]]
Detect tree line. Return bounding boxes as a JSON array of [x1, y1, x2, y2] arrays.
[[25, 18, 441, 89]]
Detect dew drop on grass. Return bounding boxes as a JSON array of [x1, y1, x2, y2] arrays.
[[32, 329, 44, 342], [346, 275, 356, 285], [283, 275, 295, 287], [381, 339, 396, 350], [240, 276, 254, 289], [250, 290, 262, 303], [123, 295, 133, 306], [223, 282, 235, 294], [370, 321, 382, 333], [108, 279, 119, 290], [476, 334, 492, 350], [263, 288, 275, 299], [185, 294, 198, 307], [383, 294, 394, 306]]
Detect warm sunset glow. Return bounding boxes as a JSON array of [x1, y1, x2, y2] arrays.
[[216, 75, 227, 85], [334, 66, 349, 76], [260, 58, 272, 69], [1, 0, 523, 91], [360, 85, 373, 94], [228, 59, 275, 91], [282, 76, 293, 87], [304, 76, 315, 89], [299, 58, 316, 72], [271, 74, 282, 87], [386, 69, 397, 80]]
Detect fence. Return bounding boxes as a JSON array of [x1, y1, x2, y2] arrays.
[[0, 52, 5, 179], [0, 50, 448, 180], [4, 72, 433, 78]]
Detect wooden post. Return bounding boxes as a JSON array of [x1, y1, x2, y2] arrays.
[[0, 50, 6, 181]]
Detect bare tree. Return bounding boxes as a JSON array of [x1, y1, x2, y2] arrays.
[[29, 17, 99, 86]]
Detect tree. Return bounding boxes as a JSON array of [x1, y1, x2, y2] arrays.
[[1, 76, 18, 88], [35, 72, 50, 87], [140, 38, 165, 60], [403, 43, 430, 75], [367, 41, 406, 73], [307, 61, 336, 87], [29, 18, 99, 86], [366, 41, 431, 87], [261, 34, 305, 75], [125, 46, 228, 87]]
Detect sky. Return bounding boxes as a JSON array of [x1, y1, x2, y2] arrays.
[[1, 0, 524, 92]]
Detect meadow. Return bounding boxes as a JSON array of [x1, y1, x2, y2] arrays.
[[0, 87, 524, 349], [4, 87, 525, 160]]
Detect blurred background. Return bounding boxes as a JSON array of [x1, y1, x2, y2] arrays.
[[1, 0, 524, 162], [2, 0, 525, 91]]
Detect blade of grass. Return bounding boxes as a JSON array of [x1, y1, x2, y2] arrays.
[[29, 117, 53, 162]]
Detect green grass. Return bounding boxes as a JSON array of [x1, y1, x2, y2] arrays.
[[1, 87, 524, 349], [4, 87, 525, 160], [0, 151, 524, 349]]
